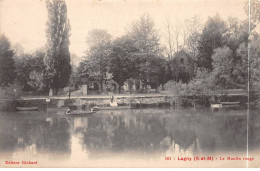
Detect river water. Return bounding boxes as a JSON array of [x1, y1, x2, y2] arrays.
[[0, 107, 259, 167]]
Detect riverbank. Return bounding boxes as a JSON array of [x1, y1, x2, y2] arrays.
[[1, 92, 259, 111], [41, 93, 176, 109], [0, 93, 175, 111]]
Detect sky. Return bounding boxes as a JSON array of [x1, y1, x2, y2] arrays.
[[0, 0, 248, 63]]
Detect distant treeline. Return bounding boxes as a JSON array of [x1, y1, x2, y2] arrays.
[[0, 0, 259, 100]]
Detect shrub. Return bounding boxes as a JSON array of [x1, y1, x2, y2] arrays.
[[0, 84, 22, 111]]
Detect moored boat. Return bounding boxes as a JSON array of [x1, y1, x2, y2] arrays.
[[91, 106, 100, 111], [66, 110, 96, 115], [220, 101, 240, 106], [210, 104, 222, 108], [16, 107, 39, 111], [211, 101, 241, 109], [99, 106, 131, 110]]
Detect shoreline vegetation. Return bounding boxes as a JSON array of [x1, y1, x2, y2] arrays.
[[0, 91, 258, 111], [1, 1, 259, 111]]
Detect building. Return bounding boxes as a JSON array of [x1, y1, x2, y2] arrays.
[[170, 50, 194, 83]]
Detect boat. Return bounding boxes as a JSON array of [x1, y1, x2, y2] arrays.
[[210, 104, 222, 108], [99, 106, 131, 110], [65, 110, 96, 115], [16, 107, 39, 111], [211, 101, 240, 109], [220, 102, 240, 106], [91, 106, 100, 111]]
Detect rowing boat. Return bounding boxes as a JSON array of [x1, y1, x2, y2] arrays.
[[99, 106, 131, 110], [210, 104, 222, 108], [211, 101, 240, 109], [220, 102, 240, 105], [66, 110, 96, 115], [16, 107, 39, 111]]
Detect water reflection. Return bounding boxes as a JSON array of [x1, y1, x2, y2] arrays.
[[0, 108, 259, 163], [0, 112, 71, 160]]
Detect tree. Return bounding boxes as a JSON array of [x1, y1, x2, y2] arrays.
[[128, 14, 163, 88], [83, 29, 112, 92], [87, 29, 112, 48], [197, 14, 227, 71], [135, 53, 166, 89], [235, 37, 260, 91], [0, 35, 16, 87], [164, 16, 182, 58], [184, 16, 202, 63], [15, 53, 33, 91], [128, 14, 161, 55], [164, 16, 184, 81], [109, 36, 139, 92], [225, 17, 252, 54], [15, 49, 46, 92], [44, 0, 71, 95], [211, 46, 234, 89]]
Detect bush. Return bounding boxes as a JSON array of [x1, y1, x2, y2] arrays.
[[0, 84, 22, 111], [164, 68, 220, 106], [165, 68, 218, 96], [0, 84, 22, 100]]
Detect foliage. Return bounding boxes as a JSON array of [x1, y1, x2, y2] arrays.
[[44, 0, 71, 94], [225, 18, 250, 52], [165, 68, 216, 97], [128, 14, 161, 55], [127, 14, 165, 88], [79, 15, 166, 91], [211, 46, 234, 88], [15, 50, 46, 92], [197, 14, 227, 71], [135, 53, 167, 88], [0, 84, 22, 99], [87, 29, 112, 48], [82, 29, 113, 90], [0, 35, 16, 87], [0, 84, 22, 111], [28, 50, 47, 91], [184, 15, 202, 61], [109, 36, 139, 87], [235, 37, 260, 90]]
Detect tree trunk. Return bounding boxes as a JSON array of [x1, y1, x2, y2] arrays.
[[118, 85, 121, 94]]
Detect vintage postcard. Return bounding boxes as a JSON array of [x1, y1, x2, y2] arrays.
[[0, 0, 259, 168]]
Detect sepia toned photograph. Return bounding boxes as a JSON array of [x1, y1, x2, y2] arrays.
[[0, 0, 260, 168]]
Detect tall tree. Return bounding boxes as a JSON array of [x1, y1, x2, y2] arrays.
[[164, 16, 183, 57], [44, 0, 71, 95], [164, 16, 183, 81], [235, 37, 260, 91], [184, 16, 202, 62], [211, 46, 234, 89], [83, 29, 112, 92], [109, 36, 139, 92], [197, 14, 227, 71], [0, 35, 16, 87], [128, 14, 163, 88], [183, 15, 202, 76], [15, 49, 46, 92], [128, 14, 161, 55], [225, 17, 249, 52]]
